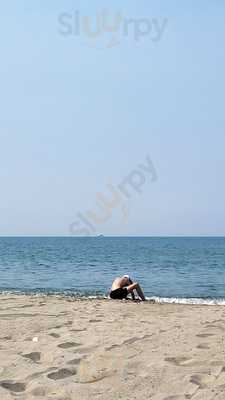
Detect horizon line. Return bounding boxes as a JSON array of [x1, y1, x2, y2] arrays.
[[0, 235, 225, 238]]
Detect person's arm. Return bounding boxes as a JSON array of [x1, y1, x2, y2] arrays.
[[128, 278, 136, 300], [127, 282, 146, 301]]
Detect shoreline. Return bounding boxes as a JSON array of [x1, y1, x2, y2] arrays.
[[1, 291, 225, 305]]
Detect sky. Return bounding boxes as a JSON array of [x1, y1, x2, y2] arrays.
[[0, 0, 225, 236]]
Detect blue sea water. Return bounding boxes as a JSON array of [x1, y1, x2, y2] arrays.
[[0, 237, 225, 304]]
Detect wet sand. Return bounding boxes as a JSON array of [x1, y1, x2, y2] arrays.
[[0, 294, 225, 399]]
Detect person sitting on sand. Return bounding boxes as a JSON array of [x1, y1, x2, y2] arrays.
[[109, 275, 146, 301]]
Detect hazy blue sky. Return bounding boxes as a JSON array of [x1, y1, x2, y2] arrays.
[[1, 1, 225, 236]]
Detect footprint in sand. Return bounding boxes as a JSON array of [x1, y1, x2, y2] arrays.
[[164, 356, 194, 367], [105, 335, 153, 351], [58, 342, 81, 349], [123, 337, 140, 345], [89, 319, 102, 323], [197, 343, 210, 349], [27, 367, 57, 381], [123, 335, 153, 346], [65, 321, 73, 326], [49, 333, 60, 338], [196, 333, 215, 338], [0, 381, 26, 393], [20, 304, 34, 309], [204, 324, 224, 331], [190, 373, 215, 388], [52, 325, 63, 329], [47, 368, 76, 380], [2, 336, 12, 340], [67, 358, 82, 365], [190, 374, 205, 388], [23, 352, 41, 363], [105, 344, 120, 351]]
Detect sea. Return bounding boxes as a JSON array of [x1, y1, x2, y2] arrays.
[[0, 236, 225, 305]]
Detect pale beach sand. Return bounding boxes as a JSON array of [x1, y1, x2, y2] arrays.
[[0, 295, 225, 400]]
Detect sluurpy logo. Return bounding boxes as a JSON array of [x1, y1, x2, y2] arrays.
[[58, 9, 168, 49], [69, 155, 158, 236]]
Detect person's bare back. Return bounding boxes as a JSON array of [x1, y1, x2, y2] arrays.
[[111, 276, 129, 291]]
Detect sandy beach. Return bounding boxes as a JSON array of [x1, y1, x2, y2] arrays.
[[0, 295, 224, 400]]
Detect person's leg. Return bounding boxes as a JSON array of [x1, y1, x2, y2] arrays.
[[127, 282, 146, 301]]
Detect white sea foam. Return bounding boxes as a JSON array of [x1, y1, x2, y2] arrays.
[[146, 296, 225, 305], [81, 295, 225, 305]]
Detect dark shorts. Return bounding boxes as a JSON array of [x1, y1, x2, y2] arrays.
[[110, 288, 128, 300]]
